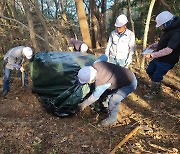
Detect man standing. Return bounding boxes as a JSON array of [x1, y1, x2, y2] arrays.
[[105, 14, 136, 68], [77, 55, 137, 127], [2, 46, 33, 96], [144, 11, 180, 98]]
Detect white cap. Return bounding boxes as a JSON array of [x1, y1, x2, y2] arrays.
[[23, 47, 33, 59], [156, 11, 174, 27], [80, 43, 88, 52], [78, 66, 97, 84], [114, 14, 128, 27]]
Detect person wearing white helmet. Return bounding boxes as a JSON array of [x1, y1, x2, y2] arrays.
[[144, 11, 180, 98], [105, 14, 136, 68], [78, 55, 137, 127], [69, 38, 89, 53], [2, 46, 33, 96]]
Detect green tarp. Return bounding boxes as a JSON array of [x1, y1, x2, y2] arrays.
[[30, 51, 97, 117]]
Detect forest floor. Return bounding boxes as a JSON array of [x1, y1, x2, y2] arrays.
[[0, 62, 179, 154]]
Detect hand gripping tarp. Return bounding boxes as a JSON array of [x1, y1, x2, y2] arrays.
[[30, 51, 97, 117]]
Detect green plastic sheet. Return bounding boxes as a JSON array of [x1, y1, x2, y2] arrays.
[[30, 51, 97, 117]]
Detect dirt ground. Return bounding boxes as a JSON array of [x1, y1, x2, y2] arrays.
[[0, 68, 179, 154]]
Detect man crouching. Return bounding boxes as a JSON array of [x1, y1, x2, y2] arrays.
[[77, 55, 137, 127]]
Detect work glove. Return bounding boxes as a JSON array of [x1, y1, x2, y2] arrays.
[[12, 64, 21, 70], [3, 59, 8, 67], [94, 54, 108, 63], [78, 94, 98, 111]]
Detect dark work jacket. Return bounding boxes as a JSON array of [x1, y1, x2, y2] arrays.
[[93, 62, 135, 90], [156, 16, 180, 65]]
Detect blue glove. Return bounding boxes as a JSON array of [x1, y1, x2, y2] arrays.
[[94, 54, 108, 63]]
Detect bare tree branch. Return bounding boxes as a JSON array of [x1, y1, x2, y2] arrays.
[[0, 15, 56, 50]]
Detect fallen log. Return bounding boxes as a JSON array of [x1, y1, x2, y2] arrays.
[[162, 78, 180, 91], [131, 67, 180, 91]]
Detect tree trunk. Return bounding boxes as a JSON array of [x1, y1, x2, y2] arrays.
[[148, 0, 172, 44], [89, 0, 100, 49], [40, 0, 44, 13], [159, 0, 172, 12], [8, 0, 17, 18], [0, 15, 55, 50], [93, 0, 107, 48], [45, 1, 52, 17], [60, 0, 68, 25], [33, 0, 50, 50], [60, 0, 75, 44], [127, 0, 140, 67], [53, 0, 60, 19], [74, 0, 92, 49], [140, 0, 156, 70], [148, 0, 161, 44], [21, 0, 39, 52], [127, 0, 135, 33], [99, 0, 107, 47]]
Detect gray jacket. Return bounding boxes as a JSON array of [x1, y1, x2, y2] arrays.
[[105, 29, 136, 65], [4, 46, 25, 70]]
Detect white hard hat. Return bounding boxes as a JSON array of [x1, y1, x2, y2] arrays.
[[23, 47, 33, 59], [156, 11, 174, 27], [78, 66, 97, 84], [80, 43, 88, 52], [114, 14, 128, 27]]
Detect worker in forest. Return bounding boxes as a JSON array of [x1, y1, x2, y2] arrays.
[[69, 38, 89, 53], [144, 11, 180, 98], [77, 54, 137, 127], [105, 14, 136, 68], [2, 46, 33, 96]]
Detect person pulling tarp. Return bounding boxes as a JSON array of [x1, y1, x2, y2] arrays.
[[69, 38, 89, 53], [30, 51, 97, 117]]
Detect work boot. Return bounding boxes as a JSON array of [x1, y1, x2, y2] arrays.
[[2, 90, 8, 96], [99, 113, 117, 127], [152, 82, 161, 92], [144, 82, 162, 99]]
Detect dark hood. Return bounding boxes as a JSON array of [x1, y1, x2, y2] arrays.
[[164, 16, 180, 32]]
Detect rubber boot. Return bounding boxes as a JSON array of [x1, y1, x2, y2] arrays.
[[145, 82, 162, 99], [2, 90, 8, 96], [100, 112, 117, 127]]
